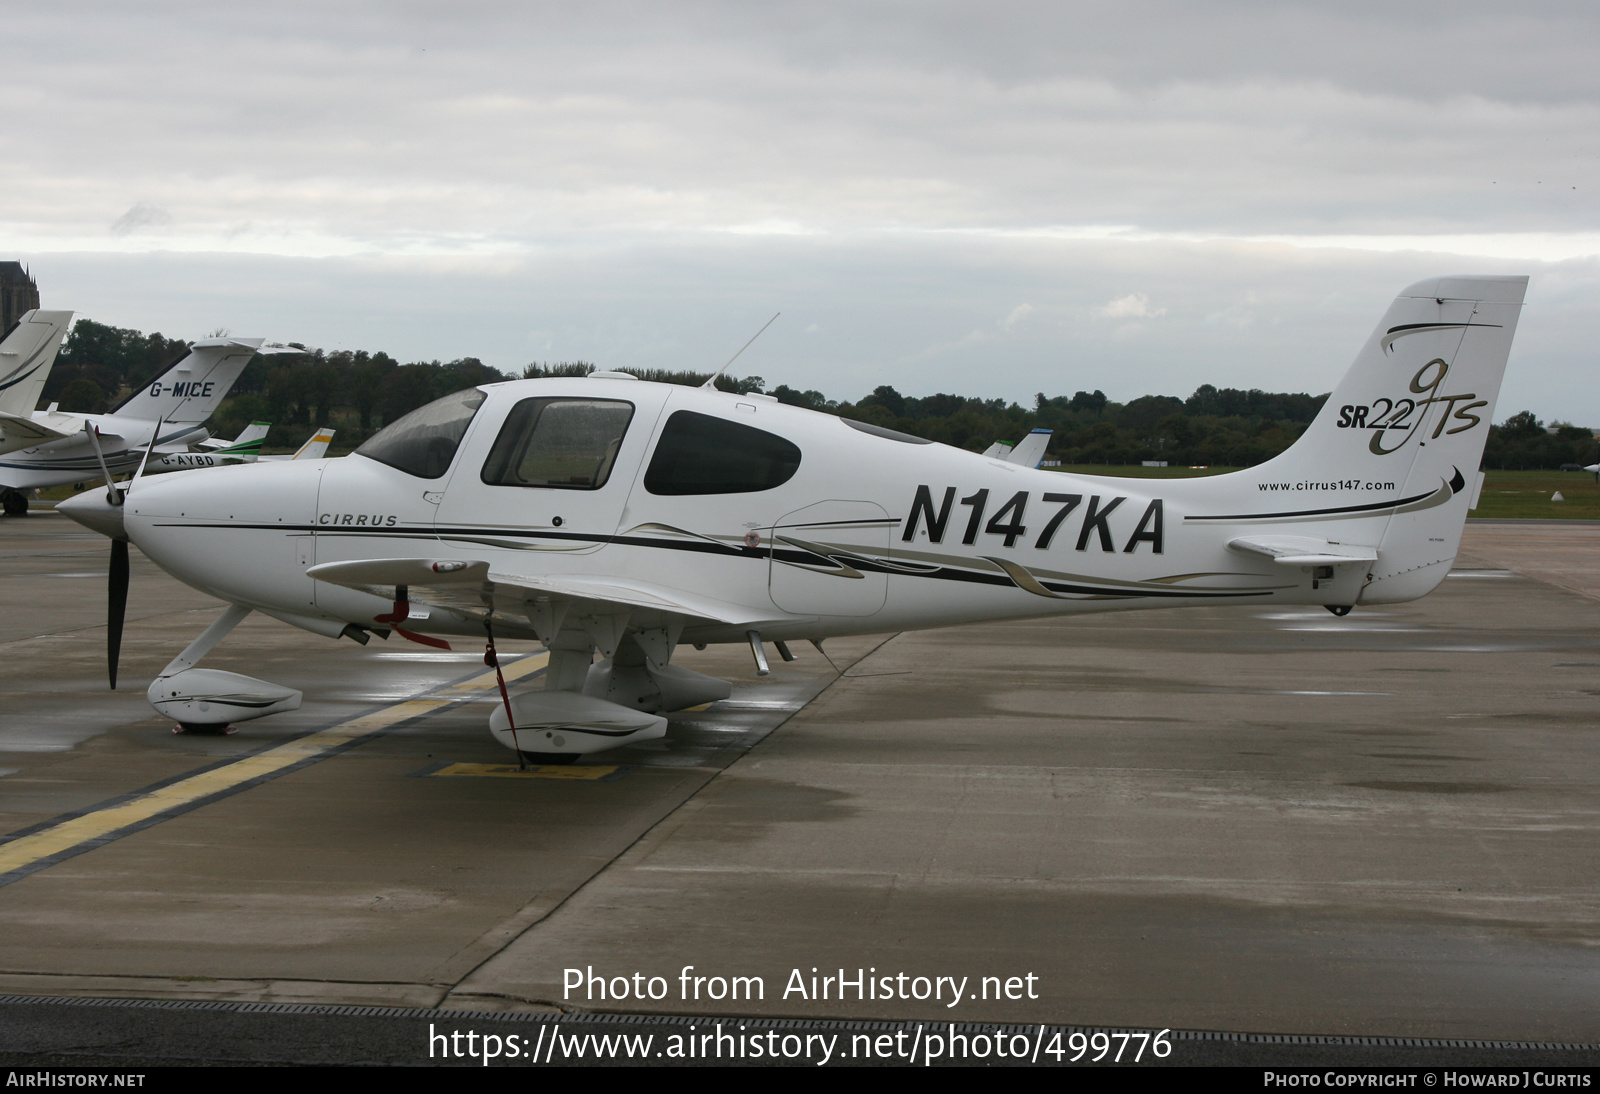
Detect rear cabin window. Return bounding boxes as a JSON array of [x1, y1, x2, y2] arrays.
[[481, 397, 635, 489], [354, 388, 486, 479], [643, 410, 802, 495]]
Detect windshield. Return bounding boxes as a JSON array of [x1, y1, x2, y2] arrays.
[[354, 388, 486, 479]]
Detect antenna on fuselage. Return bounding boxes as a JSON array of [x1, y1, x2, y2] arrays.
[[701, 312, 780, 390]]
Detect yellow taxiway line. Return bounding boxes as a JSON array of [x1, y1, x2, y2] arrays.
[[0, 652, 550, 887]]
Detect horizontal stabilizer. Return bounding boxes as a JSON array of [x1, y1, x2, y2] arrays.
[[1228, 535, 1378, 566], [0, 409, 72, 448]]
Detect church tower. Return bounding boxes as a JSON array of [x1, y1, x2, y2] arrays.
[[0, 262, 41, 334]]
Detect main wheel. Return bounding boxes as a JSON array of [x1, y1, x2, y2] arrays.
[[1, 489, 26, 517], [519, 751, 582, 766]]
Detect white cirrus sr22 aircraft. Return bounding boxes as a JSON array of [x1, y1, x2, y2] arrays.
[[60, 276, 1526, 763]]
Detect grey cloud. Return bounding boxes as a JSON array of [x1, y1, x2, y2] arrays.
[[3, 3, 1597, 246], [109, 203, 172, 236], [4, 5, 1597, 424]]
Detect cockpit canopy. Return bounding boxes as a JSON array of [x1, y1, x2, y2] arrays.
[[354, 387, 804, 495]]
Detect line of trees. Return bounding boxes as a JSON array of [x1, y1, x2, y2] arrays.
[[808, 382, 1328, 468], [42, 320, 190, 415], [1483, 411, 1599, 471], [38, 318, 1596, 469]]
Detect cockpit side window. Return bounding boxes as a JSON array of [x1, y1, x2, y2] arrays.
[[481, 397, 636, 489], [354, 388, 486, 479], [643, 410, 802, 495]]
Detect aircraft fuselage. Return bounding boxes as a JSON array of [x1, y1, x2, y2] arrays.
[[118, 377, 1373, 645]]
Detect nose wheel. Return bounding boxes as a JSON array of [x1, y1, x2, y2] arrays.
[[173, 723, 239, 735]]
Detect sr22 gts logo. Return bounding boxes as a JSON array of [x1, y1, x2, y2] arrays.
[[1335, 359, 1486, 456], [903, 487, 1165, 554]]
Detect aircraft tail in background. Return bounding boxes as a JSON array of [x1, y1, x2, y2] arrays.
[[259, 427, 337, 463], [199, 421, 271, 461], [292, 427, 335, 461], [113, 338, 266, 425], [982, 428, 1053, 468], [0, 311, 75, 452], [0, 310, 74, 417], [1005, 428, 1052, 469]]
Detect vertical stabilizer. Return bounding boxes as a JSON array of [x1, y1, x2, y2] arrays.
[[0, 310, 73, 417], [114, 338, 265, 424], [1243, 275, 1527, 603], [292, 427, 335, 461], [222, 421, 271, 461], [1005, 428, 1053, 469]]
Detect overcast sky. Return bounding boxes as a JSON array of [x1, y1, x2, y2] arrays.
[[4, 2, 1597, 420]]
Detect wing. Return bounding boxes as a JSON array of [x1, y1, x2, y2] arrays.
[[305, 557, 784, 635]]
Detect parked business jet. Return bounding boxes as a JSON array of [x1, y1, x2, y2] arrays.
[[61, 276, 1526, 763], [0, 337, 271, 514]]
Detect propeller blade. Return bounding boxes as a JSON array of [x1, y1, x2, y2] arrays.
[[108, 538, 129, 690], [129, 415, 164, 490], [83, 421, 124, 506]]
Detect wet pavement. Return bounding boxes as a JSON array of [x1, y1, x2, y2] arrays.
[[2, 509, 1598, 1057]]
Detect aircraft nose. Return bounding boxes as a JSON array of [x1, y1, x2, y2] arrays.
[[56, 487, 127, 540]]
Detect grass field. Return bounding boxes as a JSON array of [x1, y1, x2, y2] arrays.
[[27, 466, 1600, 520], [1470, 470, 1600, 520]]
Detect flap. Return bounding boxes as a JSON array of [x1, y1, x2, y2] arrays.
[[1228, 535, 1378, 566]]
